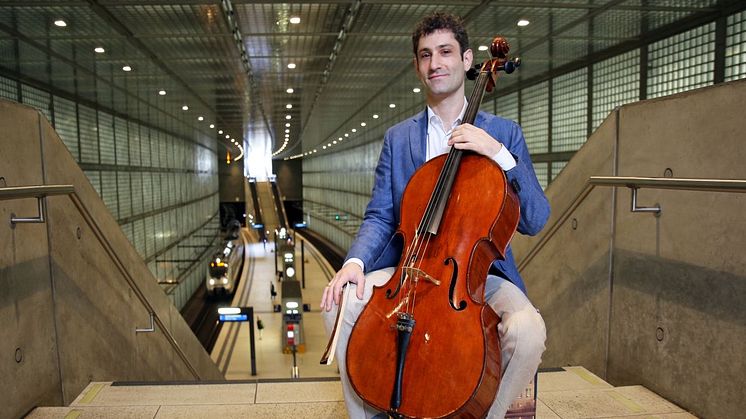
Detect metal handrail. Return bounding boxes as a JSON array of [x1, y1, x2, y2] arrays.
[[1, 184, 202, 379], [1, 185, 75, 224], [517, 176, 746, 272], [588, 176, 746, 193], [0, 184, 74, 200]]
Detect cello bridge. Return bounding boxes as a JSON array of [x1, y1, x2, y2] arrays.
[[402, 266, 441, 286]]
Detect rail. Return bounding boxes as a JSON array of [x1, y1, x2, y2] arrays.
[[0, 184, 75, 224], [518, 176, 746, 272], [0, 184, 202, 379]]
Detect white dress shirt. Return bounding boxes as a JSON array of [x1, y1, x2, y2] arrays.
[[426, 99, 516, 169]]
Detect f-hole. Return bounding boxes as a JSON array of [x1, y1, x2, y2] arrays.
[[445, 257, 466, 311]]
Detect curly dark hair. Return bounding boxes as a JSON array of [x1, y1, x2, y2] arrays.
[[411, 12, 469, 58]]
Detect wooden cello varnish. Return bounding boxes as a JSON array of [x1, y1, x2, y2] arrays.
[[345, 37, 522, 418]]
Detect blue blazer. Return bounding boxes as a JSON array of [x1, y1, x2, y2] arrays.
[[346, 110, 550, 294]]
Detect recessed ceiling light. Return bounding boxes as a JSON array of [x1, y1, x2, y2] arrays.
[[327, 143, 332, 147], [285, 123, 291, 127], [286, 115, 292, 120], [338, 137, 342, 141], [373, 114, 379, 119], [122, 65, 132, 72], [285, 129, 290, 133], [351, 128, 357, 133], [94, 47, 105, 53], [287, 63, 296, 69], [478, 45, 488, 51], [286, 88, 294, 93], [313, 149, 317, 152], [323, 145, 327, 149], [198, 116, 204, 121], [286, 104, 292, 109], [413, 87, 421, 93], [225, 135, 230, 139], [517, 19, 530, 27], [182, 105, 189, 111], [389, 103, 396, 108], [333, 140, 337, 144], [209, 124, 215, 129], [344, 133, 349, 137], [158, 90, 166, 96], [54, 19, 67, 27], [285, 134, 289, 138], [289, 16, 301, 24], [218, 130, 223, 134], [361, 122, 366, 126]]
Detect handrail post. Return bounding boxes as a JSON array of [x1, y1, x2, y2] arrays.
[[136, 312, 155, 333], [10, 195, 46, 224], [629, 187, 661, 215]]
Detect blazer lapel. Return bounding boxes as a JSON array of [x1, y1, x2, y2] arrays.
[[474, 111, 486, 130], [409, 110, 428, 169]]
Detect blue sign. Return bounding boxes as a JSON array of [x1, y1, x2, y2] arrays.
[[220, 313, 248, 322]]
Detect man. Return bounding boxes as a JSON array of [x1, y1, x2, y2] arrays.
[[321, 12, 550, 418]]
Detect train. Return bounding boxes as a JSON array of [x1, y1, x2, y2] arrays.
[[205, 238, 243, 298]]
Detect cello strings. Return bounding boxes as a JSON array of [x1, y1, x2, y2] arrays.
[[401, 68, 491, 316], [409, 235, 433, 314], [419, 69, 488, 235]]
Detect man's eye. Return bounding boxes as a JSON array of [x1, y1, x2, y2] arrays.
[[420, 53, 430, 59]]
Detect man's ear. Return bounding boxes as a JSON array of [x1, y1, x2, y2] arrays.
[[463, 48, 473, 71]]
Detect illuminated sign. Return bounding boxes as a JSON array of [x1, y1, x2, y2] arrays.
[[219, 313, 248, 322]]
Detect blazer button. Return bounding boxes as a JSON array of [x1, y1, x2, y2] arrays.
[[511, 179, 521, 193]]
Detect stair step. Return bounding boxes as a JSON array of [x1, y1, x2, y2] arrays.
[[27, 367, 697, 418]]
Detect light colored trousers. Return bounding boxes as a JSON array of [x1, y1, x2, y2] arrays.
[[322, 267, 547, 419]]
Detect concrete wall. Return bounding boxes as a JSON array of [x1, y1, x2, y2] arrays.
[[273, 159, 303, 201], [512, 79, 746, 419], [219, 151, 245, 203], [0, 101, 223, 419]]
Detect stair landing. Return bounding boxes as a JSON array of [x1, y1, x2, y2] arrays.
[[27, 367, 697, 418]]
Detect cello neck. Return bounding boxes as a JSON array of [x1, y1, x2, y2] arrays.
[[416, 66, 494, 236]]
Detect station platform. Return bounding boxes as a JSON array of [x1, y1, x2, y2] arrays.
[[210, 229, 339, 380]]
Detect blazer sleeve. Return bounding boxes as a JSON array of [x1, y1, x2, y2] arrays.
[[345, 129, 398, 269], [502, 122, 551, 236]]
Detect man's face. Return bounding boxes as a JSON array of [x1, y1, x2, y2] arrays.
[[414, 29, 473, 100]]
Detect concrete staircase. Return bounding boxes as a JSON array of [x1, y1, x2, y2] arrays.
[[27, 367, 697, 418]]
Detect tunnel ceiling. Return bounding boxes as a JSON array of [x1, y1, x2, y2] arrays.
[[0, 0, 740, 160]]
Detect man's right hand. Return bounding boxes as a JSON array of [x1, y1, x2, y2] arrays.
[[320, 262, 365, 312]]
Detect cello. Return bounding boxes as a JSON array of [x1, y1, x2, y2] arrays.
[[344, 37, 521, 418]]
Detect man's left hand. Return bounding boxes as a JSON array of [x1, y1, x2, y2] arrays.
[[449, 123, 502, 157]]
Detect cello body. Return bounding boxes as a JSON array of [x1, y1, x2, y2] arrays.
[[346, 152, 520, 418]]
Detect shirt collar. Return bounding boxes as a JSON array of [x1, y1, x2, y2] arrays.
[[426, 98, 469, 130]]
